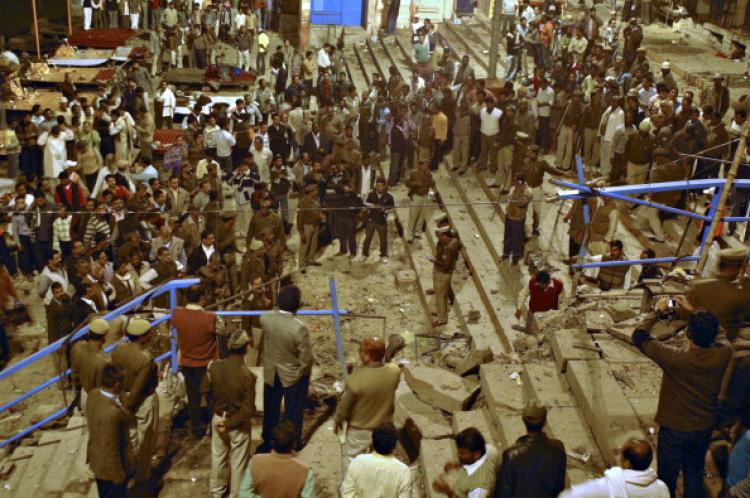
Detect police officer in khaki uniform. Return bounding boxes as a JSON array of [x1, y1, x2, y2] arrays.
[[111, 318, 159, 482], [405, 160, 436, 243], [261, 227, 284, 280], [297, 185, 324, 270], [685, 248, 748, 340], [587, 197, 620, 256], [208, 330, 256, 498], [71, 318, 110, 411], [429, 225, 461, 327], [216, 212, 239, 292]]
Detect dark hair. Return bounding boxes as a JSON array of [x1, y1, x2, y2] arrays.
[[622, 438, 653, 471], [687, 311, 719, 348], [372, 423, 399, 455], [201, 229, 214, 241], [455, 427, 486, 455], [737, 110, 748, 119], [642, 248, 656, 259], [50, 281, 63, 291], [100, 364, 124, 388], [186, 284, 204, 304], [610, 239, 624, 249], [536, 270, 550, 284], [278, 285, 301, 313], [270, 420, 297, 453]]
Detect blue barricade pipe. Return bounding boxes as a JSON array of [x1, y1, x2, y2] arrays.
[[0, 407, 69, 448]]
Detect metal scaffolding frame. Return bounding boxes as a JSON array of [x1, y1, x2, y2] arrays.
[[552, 157, 750, 270]]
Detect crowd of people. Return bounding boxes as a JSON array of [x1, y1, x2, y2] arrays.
[[2, 0, 750, 496]]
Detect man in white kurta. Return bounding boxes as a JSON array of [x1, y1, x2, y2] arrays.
[[38, 125, 75, 180]]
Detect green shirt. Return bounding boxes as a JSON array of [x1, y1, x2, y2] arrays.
[[453, 446, 501, 498]]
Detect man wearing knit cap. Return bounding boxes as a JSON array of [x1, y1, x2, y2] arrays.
[[208, 330, 256, 498], [334, 336, 402, 470], [111, 318, 159, 482], [71, 317, 110, 412], [495, 402, 567, 498]]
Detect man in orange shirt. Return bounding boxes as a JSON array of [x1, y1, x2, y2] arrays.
[[430, 105, 448, 171]]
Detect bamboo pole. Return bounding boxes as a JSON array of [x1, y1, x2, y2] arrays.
[[696, 121, 750, 273], [31, 0, 41, 60], [67, 0, 73, 36]]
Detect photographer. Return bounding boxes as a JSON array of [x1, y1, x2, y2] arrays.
[[632, 296, 732, 498]]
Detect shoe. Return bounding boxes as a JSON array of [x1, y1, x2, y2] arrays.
[[335, 251, 347, 256], [458, 169, 467, 176], [488, 184, 502, 189], [381, 257, 389, 263], [648, 236, 665, 243], [359, 254, 369, 262], [432, 320, 448, 328], [532, 229, 540, 236], [499, 190, 510, 195], [511, 259, 519, 266], [414, 233, 422, 239], [499, 255, 509, 262], [408, 239, 414, 244], [309, 261, 322, 266]]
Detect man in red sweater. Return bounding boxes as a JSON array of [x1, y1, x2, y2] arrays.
[[172, 284, 226, 438], [515, 270, 564, 332]]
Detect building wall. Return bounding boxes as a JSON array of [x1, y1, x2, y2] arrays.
[[0, 0, 67, 38]]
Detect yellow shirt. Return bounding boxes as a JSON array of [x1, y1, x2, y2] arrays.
[[432, 112, 448, 141]]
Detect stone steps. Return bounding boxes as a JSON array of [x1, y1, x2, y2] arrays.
[[435, 27, 488, 79], [379, 37, 414, 82]]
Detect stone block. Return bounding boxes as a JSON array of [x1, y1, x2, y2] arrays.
[[565, 360, 645, 465], [546, 407, 603, 469], [605, 302, 640, 322], [455, 346, 494, 376], [480, 362, 526, 413], [420, 439, 457, 498], [394, 381, 453, 441], [30, 403, 60, 424], [628, 396, 659, 431], [44, 428, 84, 495], [298, 420, 342, 498], [585, 310, 614, 332], [404, 365, 477, 413], [493, 410, 527, 449], [452, 410, 493, 443], [13, 432, 63, 497], [608, 363, 662, 400], [522, 363, 577, 408], [592, 335, 650, 364], [546, 328, 600, 372]]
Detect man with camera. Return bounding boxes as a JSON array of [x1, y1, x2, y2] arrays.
[[632, 295, 732, 498]]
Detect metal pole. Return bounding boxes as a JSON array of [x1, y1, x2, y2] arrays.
[[487, 0, 503, 79], [31, 0, 41, 60], [696, 121, 750, 273], [169, 288, 178, 374], [329, 277, 347, 380], [67, 0, 73, 36]]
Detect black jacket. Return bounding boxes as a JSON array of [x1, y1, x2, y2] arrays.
[[494, 433, 566, 498]]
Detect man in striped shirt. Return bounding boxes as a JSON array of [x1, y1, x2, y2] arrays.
[[52, 206, 73, 258], [341, 423, 412, 498], [83, 203, 112, 251]]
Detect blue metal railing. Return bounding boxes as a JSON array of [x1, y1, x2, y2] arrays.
[[0, 277, 349, 448]]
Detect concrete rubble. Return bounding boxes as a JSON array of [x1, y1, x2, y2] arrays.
[[403, 365, 478, 413]]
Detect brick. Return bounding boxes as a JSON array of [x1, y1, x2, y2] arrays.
[[522, 363, 577, 408], [420, 438, 457, 498], [546, 328, 600, 372], [480, 362, 525, 413], [452, 410, 493, 443], [592, 335, 650, 364], [298, 420, 342, 498], [394, 381, 453, 441], [395, 270, 418, 287], [546, 407, 603, 469], [404, 365, 477, 413], [565, 360, 645, 465]]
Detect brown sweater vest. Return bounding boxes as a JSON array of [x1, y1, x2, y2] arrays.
[[597, 255, 629, 290], [250, 452, 309, 498], [173, 307, 217, 367]]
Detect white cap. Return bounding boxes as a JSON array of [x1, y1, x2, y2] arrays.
[[59, 96, 68, 104], [660, 61, 671, 70]]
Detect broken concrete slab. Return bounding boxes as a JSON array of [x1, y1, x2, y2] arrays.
[[565, 360, 645, 465], [608, 363, 662, 399], [480, 362, 526, 413], [455, 346, 494, 376], [546, 328, 600, 372], [534, 310, 584, 335], [494, 410, 527, 449], [420, 438, 457, 498], [30, 404, 60, 424], [628, 396, 659, 432], [298, 420, 343, 498], [585, 310, 615, 332], [605, 302, 640, 322], [546, 407, 604, 469], [404, 365, 477, 413], [522, 363, 577, 408], [394, 381, 453, 441], [395, 270, 418, 288], [592, 334, 650, 363], [452, 410, 493, 443]]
